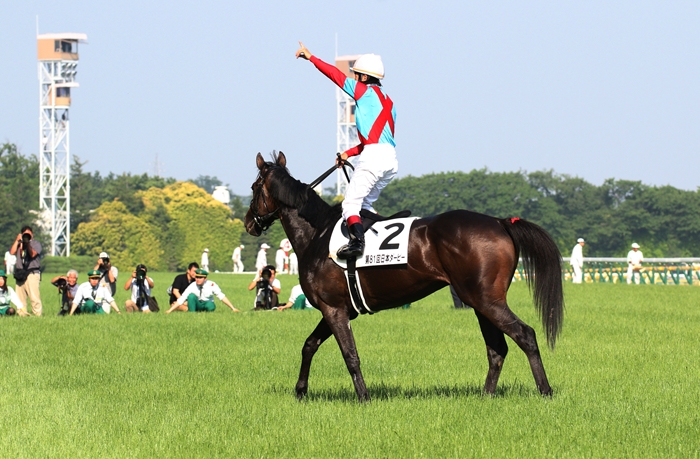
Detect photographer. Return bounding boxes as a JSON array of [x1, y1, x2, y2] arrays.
[[248, 264, 281, 310], [95, 251, 118, 296], [0, 270, 26, 317], [124, 264, 155, 313], [9, 225, 42, 316], [52, 270, 79, 316], [70, 270, 121, 315], [167, 269, 239, 313]]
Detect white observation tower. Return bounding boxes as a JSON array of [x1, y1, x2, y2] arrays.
[[37, 32, 87, 256], [334, 54, 361, 197]]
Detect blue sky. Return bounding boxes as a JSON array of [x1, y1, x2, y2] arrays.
[[2, 1, 699, 195]]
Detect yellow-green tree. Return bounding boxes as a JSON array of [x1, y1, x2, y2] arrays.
[[72, 201, 165, 271], [140, 182, 244, 271]]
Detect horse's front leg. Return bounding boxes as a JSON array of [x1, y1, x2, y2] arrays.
[[323, 307, 369, 402], [296, 318, 333, 400]]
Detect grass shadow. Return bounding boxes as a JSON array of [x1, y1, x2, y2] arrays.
[[269, 381, 541, 402]]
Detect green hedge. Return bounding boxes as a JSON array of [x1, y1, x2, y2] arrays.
[[41, 256, 96, 275]]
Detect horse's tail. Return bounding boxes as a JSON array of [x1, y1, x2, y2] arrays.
[[500, 218, 564, 349]]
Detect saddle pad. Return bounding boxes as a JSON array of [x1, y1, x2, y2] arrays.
[[329, 217, 418, 269]]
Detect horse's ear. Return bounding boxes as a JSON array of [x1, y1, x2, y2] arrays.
[[277, 151, 286, 168], [256, 153, 265, 170]]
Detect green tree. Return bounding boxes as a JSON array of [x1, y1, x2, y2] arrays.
[[0, 143, 41, 246], [140, 182, 243, 271], [72, 201, 165, 271]]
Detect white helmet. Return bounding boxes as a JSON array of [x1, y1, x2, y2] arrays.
[[351, 54, 385, 80]]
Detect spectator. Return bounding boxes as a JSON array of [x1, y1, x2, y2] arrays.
[[167, 262, 199, 312], [124, 264, 155, 313], [277, 283, 312, 310], [248, 264, 281, 310], [255, 243, 270, 271], [95, 251, 118, 296], [166, 269, 239, 313], [0, 270, 26, 317], [70, 270, 121, 315], [232, 244, 245, 273], [275, 247, 288, 274], [52, 270, 79, 316], [570, 238, 585, 284], [168, 261, 199, 311], [288, 251, 298, 275], [4, 250, 16, 275], [9, 225, 42, 316], [626, 243, 644, 285], [201, 248, 210, 271]]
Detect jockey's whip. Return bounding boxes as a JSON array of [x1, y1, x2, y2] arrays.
[[308, 153, 354, 189]]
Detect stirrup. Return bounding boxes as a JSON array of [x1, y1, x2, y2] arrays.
[[337, 240, 364, 259]]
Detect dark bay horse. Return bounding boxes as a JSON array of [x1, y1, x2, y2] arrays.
[[245, 152, 564, 401]]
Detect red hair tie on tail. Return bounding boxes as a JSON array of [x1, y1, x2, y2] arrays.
[[510, 217, 520, 224]]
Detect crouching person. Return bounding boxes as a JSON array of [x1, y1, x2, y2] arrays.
[[166, 269, 239, 313], [124, 264, 155, 313], [70, 270, 121, 315], [0, 270, 25, 316]]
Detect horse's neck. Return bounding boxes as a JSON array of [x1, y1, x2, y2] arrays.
[[278, 208, 318, 255]]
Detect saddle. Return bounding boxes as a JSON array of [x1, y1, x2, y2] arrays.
[[359, 209, 412, 232]]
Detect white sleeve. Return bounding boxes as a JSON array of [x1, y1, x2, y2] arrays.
[[9, 288, 25, 309], [211, 282, 226, 300], [177, 283, 195, 305], [112, 266, 119, 279]]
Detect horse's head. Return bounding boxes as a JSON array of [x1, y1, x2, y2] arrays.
[[245, 152, 287, 236]]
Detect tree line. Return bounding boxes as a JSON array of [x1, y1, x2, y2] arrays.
[[3, 142, 700, 268], [374, 169, 700, 257]]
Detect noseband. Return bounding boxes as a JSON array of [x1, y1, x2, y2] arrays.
[[249, 169, 280, 232]]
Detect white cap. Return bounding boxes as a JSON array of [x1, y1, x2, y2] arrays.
[[577, 238, 585, 243], [631, 243, 640, 249], [351, 54, 385, 79], [204, 248, 209, 252], [261, 243, 270, 249], [240, 245, 245, 249], [99, 252, 109, 258]]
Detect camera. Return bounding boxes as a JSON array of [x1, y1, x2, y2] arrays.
[[136, 265, 147, 281], [102, 257, 110, 264], [257, 268, 271, 290], [21, 233, 32, 243], [52, 277, 68, 291]]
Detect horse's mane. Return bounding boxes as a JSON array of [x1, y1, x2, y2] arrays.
[[265, 160, 342, 230]]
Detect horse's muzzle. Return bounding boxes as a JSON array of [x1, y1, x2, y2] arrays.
[[244, 212, 262, 236]]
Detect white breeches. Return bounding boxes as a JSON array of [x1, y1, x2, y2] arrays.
[[626, 266, 640, 284], [342, 144, 398, 221], [572, 265, 583, 284]]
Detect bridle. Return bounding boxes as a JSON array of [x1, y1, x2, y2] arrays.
[[249, 156, 354, 232], [249, 168, 280, 232]]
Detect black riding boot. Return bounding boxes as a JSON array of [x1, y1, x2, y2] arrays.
[[337, 223, 365, 259]]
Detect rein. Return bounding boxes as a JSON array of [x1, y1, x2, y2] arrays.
[[309, 154, 354, 190]]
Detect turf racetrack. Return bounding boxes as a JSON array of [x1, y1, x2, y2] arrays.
[[1, 273, 698, 458]]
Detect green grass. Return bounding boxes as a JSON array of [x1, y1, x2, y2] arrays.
[[1, 274, 699, 458]]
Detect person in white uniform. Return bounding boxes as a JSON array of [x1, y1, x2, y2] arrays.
[[570, 238, 585, 284], [232, 245, 244, 273], [201, 248, 210, 272], [255, 243, 270, 272], [626, 243, 644, 284]]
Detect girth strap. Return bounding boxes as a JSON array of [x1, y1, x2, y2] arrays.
[[344, 257, 373, 315]]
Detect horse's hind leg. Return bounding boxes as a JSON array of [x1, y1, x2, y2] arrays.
[[481, 302, 552, 396], [296, 318, 333, 400], [474, 310, 509, 395]]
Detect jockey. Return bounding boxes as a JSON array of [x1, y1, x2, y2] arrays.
[[296, 42, 398, 259]]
